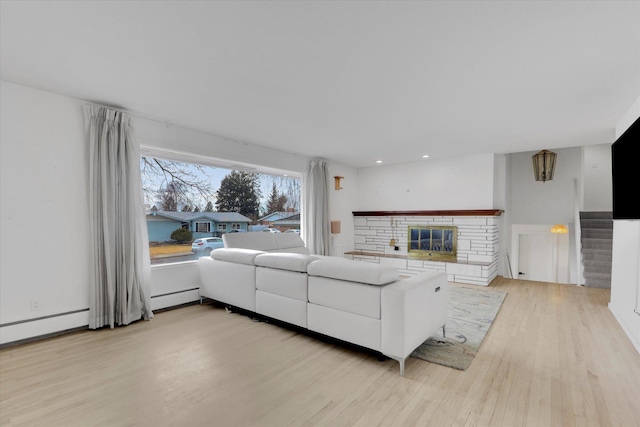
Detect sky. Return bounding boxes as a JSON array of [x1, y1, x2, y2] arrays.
[[140, 157, 300, 214]]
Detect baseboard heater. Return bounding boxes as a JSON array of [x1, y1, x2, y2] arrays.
[[151, 287, 200, 299], [0, 308, 90, 349]]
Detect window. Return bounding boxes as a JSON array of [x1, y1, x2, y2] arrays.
[[195, 221, 210, 233], [141, 152, 301, 265]]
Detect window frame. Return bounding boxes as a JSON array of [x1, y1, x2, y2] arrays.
[[195, 221, 211, 233], [141, 146, 304, 267]]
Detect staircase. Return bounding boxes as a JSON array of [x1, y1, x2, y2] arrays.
[[580, 211, 613, 288]]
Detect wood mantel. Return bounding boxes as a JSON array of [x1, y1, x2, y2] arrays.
[[352, 209, 504, 217]]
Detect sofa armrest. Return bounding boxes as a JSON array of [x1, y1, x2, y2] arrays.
[[199, 257, 257, 311], [211, 248, 265, 265], [381, 272, 448, 363]]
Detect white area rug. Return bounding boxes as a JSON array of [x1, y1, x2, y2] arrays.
[[410, 285, 507, 370]]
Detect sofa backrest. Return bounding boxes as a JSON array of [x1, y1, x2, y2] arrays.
[[222, 232, 309, 255]]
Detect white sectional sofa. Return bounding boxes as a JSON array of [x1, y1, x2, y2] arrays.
[[198, 232, 448, 376]]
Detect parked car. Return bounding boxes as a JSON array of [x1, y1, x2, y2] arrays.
[[191, 237, 224, 256], [262, 228, 281, 233], [284, 229, 300, 235], [227, 229, 246, 233]]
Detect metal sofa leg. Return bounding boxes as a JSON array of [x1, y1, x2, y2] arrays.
[[398, 358, 405, 377], [385, 355, 406, 377]]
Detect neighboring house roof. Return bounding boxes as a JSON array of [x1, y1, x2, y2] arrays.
[[259, 211, 299, 222], [274, 213, 300, 226], [147, 211, 252, 223]]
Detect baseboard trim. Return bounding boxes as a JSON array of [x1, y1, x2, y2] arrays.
[[0, 310, 90, 346], [0, 292, 204, 348], [151, 288, 200, 311], [609, 303, 640, 354]]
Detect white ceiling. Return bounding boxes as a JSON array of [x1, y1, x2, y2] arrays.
[[1, 1, 638, 168]]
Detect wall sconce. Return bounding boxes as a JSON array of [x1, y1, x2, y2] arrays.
[[532, 150, 557, 183], [331, 220, 341, 234], [334, 176, 344, 190], [550, 224, 568, 234]]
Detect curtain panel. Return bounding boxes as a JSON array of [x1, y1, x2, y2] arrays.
[[304, 160, 330, 255], [85, 105, 153, 329]]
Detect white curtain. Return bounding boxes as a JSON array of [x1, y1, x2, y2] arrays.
[[304, 160, 330, 255], [85, 105, 153, 329]]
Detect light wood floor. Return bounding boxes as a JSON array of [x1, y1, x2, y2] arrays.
[[1, 277, 639, 427]]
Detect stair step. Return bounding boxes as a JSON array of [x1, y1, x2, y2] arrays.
[[579, 211, 613, 290], [582, 250, 612, 262], [580, 219, 613, 229], [585, 278, 611, 288], [584, 270, 612, 280], [581, 238, 613, 250], [580, 211, 613, 220], [581, 228, 613, 239], [582, 260, 612, 271]]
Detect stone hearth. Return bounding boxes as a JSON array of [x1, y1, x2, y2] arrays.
[[346, 210, 503, 286]]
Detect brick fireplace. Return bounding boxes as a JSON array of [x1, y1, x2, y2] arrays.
[[346, 210, 503, 286]]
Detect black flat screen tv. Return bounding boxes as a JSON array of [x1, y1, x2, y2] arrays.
[[611, 115, 640, 220]]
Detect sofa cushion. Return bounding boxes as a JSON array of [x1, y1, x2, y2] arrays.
[[256, 268, 308, 301], [254, 253, 319, 272], [307, 258, 399, 285], [271, 246, 311, 255], [274, 233, 309, 254], [222, 232, 278, 251], [210, 248, 265, 265], [308, 276, 381, 319], [222, 232, 308, 254]]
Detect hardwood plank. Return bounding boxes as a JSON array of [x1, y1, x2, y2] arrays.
[[1, 278, 639, 427]]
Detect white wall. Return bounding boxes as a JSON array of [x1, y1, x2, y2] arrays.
[[356, 153, 496, 211], [0, 81, 313, 345], [0, 81, 91, 343], [609, 95, 640, 353], [149, 262, 202, 310], [136, 118, 309, 175], [327, 162, 358, 256], [507, 147, 582, 284], [508, 147, 582, 225], [583, 143, 613, 211], [493, 154, 508, 277]]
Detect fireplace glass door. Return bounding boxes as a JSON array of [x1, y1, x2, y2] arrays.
[[408, 226, 457, 260]]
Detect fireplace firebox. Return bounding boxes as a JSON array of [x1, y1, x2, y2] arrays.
[[408, 226, 457, 261]]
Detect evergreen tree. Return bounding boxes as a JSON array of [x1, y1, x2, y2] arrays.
[[193, 205, 201, 213], [215, 171, 262, 220], [182, 204, 192, 212], [265, 182, 289, 214], [204, 201, 214, 212]]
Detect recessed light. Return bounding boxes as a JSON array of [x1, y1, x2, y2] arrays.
[[376, 160, 382, 164], [422, 155, 430, 158]]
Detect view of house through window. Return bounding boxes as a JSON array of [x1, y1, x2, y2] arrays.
[[141, 156, 301, 265]]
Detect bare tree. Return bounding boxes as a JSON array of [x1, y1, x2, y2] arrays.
[[141, 157, 216, 209], [268, 175, 300, 212]]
